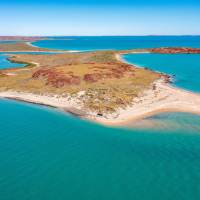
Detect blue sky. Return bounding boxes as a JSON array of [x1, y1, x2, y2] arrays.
[[0, 0, 200, 35]]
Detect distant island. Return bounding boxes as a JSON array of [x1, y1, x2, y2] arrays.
[[0, 41, 200, 125], [0, 41, 70, 52], [0, 36, 48, 42]]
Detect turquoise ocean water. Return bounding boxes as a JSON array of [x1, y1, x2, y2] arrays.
[[123, 53, 200, 93], [33, 36, 200, 51], [0, 37, 200, 200]]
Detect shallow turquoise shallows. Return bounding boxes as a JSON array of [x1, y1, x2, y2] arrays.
[[1, 37, 200, 200], [0, 52, 60, 69], [0, 54, 24, 69]]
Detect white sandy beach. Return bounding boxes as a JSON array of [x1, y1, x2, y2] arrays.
[[94, 78, 200, 125], [0, 91, 84, 109], [25, 41, 81, 53], [0, 51, 200, 125], [0, 78, 200, 125], [0, 52, 200, 125]]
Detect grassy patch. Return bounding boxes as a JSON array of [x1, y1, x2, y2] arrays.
[[0, 51, 161, 114]]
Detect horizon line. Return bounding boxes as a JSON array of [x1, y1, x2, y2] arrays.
[[0, 34, 200, 37]]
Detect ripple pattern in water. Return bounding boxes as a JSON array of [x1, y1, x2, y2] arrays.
[[0, 99, 200, 200]]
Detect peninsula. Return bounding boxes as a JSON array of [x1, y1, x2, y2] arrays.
[[0, 42, 68, 52], [0, 42, 200, 125], [0, 36, 48, 42]]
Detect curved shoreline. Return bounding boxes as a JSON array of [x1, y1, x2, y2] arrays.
[[93, 78, 200, 125], [25, 41, 81, 53], [0, 49, 200, 126], [0, 41, 80, 53], [0, 50, 79, 53], [1, 77, 200, 126]]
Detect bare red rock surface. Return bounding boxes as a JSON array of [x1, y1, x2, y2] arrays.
[[32, 69, 81, 88]]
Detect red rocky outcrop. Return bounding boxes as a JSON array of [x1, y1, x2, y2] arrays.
[[32, 69, 81, 88], [149, 47, 200, 54]]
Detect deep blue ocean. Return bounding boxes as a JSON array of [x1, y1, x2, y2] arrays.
[[0, 36, 200, 200]]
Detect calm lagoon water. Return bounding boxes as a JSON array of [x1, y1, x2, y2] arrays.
[[1, 37, 200, 200], [0, 52, 62, 69], [0, 53, 25, 69]]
